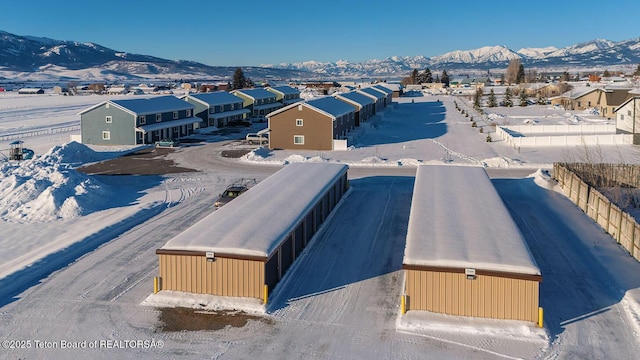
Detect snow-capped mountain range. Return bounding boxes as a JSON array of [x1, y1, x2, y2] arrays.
[[266, 38, 640, 77], [1, 30, 639, 82]]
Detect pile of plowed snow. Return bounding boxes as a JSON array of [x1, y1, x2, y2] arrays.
[[0, 142, 112, 222]]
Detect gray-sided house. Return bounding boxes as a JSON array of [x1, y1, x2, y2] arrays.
[[181, 91, 249, 128], [266, 85, 303, 106], [267, 97, 356, 151], [334, 91, 375, 127], [79, 95, 200, 146], [357, 87, 386, 113], [231, 88, 282, 121]]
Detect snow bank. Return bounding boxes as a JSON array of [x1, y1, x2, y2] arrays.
[[142, 290, 266, 314], [0, 142, 112, 222]]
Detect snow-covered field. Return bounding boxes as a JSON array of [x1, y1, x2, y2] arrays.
[[1, 91, 640, 359]]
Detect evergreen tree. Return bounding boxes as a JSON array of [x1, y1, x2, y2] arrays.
[[487, 89, 497, 107], [519, 89, 528, 106], [233, 67, 247, 89], [411, 69, 419, 84], [503, 87, 513, 107], [634, 64, 640, 76], [516, 64, 525, 84], [423, 68, 433, 83], [561, 71, 571, 82], [441, 70, 450, 88], [474, 87, 483, 109], [603, 69, 611, 77]]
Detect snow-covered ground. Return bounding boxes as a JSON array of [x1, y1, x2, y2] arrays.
[[1, 92, 640, 359]]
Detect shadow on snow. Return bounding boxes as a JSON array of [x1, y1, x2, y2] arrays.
[[266, 176, 414, 313]]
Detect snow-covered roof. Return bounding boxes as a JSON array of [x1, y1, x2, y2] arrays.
[[267, 85, 300, 96], [232, 88, 277, 100], [403, 165, 540, 276], [335, 91, 375, 108], [306, 96, 356, 118], [161, 163, 348, 258], [135, 117, 202, 133], [78, 95, 193, 116], [357, 87, 385, 100], [371, 84, 393, 95], [188, 91, 244, 106]]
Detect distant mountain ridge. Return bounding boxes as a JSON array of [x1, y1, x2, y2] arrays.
[[1, 30, 639, 82], [0, 30, 310, 82], [266, 37, 640, 77]]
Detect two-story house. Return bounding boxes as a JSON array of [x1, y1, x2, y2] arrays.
[[265, 85, 303, 106], [79, 95, 200, 145], [181, 91, 249, 128], [267, 97, 356, 151], [231, 88, 282, 121]]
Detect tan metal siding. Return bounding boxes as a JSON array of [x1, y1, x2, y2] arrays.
[[405, 269, 539, 322], [158, 254, 265, 299]]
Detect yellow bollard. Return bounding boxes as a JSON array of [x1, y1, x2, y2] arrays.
[[153, 277, 159, 294], [538, 307, 544, 328], [263, 284, 268, 305], [401, 295, 406, 314]]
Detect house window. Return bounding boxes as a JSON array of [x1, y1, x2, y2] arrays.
[[621, 114, 625, 120], [102, 131, 110, 140], [294, 135, 304, 145], [139, 115, 146, 125], [577, 101, 581, 107], [173, 111, 178, 119], [156, 114, 162, 122], [105, 116, 112, 123], [629, 110, 633, 116], [296, 119, 303, 126], [186, 109, 191, 117]]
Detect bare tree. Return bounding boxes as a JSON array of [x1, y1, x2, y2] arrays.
[[505, 59, 521, 85]]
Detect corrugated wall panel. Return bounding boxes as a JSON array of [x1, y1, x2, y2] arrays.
[[405, 270, 539, 322], [157, 255, 265, 299]]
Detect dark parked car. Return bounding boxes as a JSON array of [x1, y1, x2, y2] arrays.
[[214, 179, 257, 207]]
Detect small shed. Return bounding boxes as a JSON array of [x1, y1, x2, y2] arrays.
[[156, 163, 349, 301], [18, 88, 44, 94], [402, 165, 541, 323]]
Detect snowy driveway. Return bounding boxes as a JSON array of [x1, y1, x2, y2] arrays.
[[2, 171, 639, 359]]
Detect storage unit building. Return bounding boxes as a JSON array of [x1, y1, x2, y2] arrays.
[[402, 165, 541, 323], [156, 163, 349, 300]]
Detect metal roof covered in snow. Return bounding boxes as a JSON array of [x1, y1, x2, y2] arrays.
[[403, 165, 541, 276], [161, 163, 348, 258]]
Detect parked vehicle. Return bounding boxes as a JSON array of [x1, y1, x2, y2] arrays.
[[214, 179, 257, 207], [228, 118, 252, 127], [155, 138, 180, 147], [245, 133, 269, 145]]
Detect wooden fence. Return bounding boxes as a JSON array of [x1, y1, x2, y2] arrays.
[[554, 163, 640, 261]]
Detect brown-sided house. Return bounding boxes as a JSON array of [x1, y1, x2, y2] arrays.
[[267, 97, 356, 151]]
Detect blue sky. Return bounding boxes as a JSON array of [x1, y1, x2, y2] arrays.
[[1, 0, 638, 66]]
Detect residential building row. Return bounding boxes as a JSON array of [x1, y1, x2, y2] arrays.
[[266, 84, 394, 151], [78, 85, 303, 146]]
